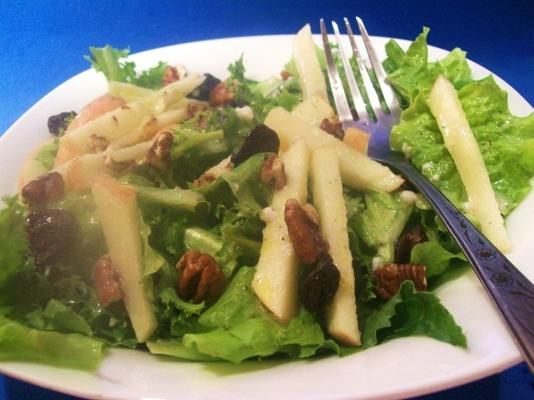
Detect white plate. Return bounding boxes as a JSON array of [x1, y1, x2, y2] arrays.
[[0, 34, 532, 400]]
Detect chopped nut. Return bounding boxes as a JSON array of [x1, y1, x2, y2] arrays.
[[177, 250, 226, 304], [21, 172, 65, 208], [209, 81, 235, 106], [186, 102, 208, 118], [395, 225, 427, 264], [88, 134, 110, 153], [92, 255, 123, 306], [280, 70, 292, 81], [320, 116, 344, 139], [26, 208, 78, 267], [284, 198, 328, 264], [261, 154, 287, 190], [374, 263, 427, 300], [299, 252, 340, 312], [162, 66, 180, 86], [145, 131, 174, 170]]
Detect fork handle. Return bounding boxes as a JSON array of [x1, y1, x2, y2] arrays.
[[393, 161, 534, 372]]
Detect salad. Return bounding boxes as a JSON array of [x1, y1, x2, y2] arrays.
[[0, 25, 533, 371]]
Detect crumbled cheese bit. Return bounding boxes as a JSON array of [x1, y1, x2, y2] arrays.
[[235, 106, 254, 121], [399, 190, 417, 204], [372, 256, 383, 271], [260, 207, 277, 223], [401, 143, 412, 158]]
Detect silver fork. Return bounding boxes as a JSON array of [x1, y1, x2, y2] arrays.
[[320, 17, 534, 372]]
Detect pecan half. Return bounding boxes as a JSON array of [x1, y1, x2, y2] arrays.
[[209, 81, 235, 106], [299, 252, 340, 312], [374, 263, 427, 300], [21, 172, 65, 208], [146, 131, 174, 170], [93, 255, 123, 306], [284, 199, 328, 264], [320, 116, 344, 139], [261, 154, 287, 190], [177, 250, 226, 304], [395, 225, 427, 264], [26, 208, 78, 267]]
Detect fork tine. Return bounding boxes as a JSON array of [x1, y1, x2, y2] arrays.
[[331, 21, 369, 121], [343, 18, 382, 115], [355, 17, 400, 113], [319, 19, 353, 125]]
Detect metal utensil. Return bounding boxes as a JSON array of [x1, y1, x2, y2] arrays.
[[320, 16, 534, 372]]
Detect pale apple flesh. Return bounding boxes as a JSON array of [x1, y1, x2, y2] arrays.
[[91, 174, 158, 342]]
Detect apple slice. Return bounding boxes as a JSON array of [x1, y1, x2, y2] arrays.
[[293, 24, 328, 101], [311, 147, 360, 346], [265, 107, 403, 192], [428, 75, 510, 252], [252, 140, 310, 321], [91, 174, 157, 342], [291, 96, 334, 126]]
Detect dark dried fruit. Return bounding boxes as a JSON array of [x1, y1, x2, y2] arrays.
[[92, 255, 123, 306], [26, 208, 78, 267], [320, 116, 344, 139], [145, 131, 174, 170], [284, 199, 328, 265], [47, 111, 77, 136], [299, 253, 340, 312], [231, 124, 280, 166], [374, 263, 427, 300], [188, 73, 222, 102], [395, 225, 427, 264], [260, 154, 286, 190], [177, 250, 226, 304], [21, 172, 65, 208]]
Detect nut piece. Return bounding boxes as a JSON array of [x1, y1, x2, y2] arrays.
[[21, 172, 65, 208], [320, 116, 344, 139], [26, 208, 78, 267], [284, 198, 328, 264], [299, 252, 340, 312], [145, 131, 174, 170], [301, 203, 320, 226], [374, 263, 427, 300], [186, 102, 208, 118], [209, 81, 235, 106], [88, 134, 110, 153], [93, 255, 123, 306], [395, 225, 427, 264], [280, 70, 292, 81], [261, 154, 287, 190], [162, 66, 180, 86], [177, 250, 226, 304]]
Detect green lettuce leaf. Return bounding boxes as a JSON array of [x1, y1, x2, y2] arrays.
[[0, 317, 104, 370], [410, 241, 466, 278], [362, 281, 466, 348], [35, 138, 59, 170], [0, 197, 28, 289], [86, 45, 168, 89]]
